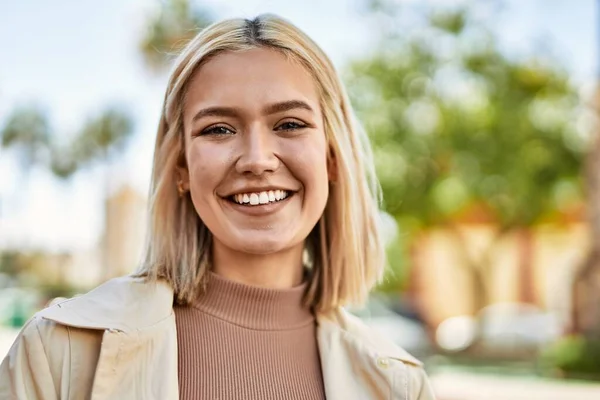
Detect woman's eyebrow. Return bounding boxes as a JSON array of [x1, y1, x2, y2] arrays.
[[192, 106, 239, 122], [262, 100, 314, 115], [191, 100, 314, 123]]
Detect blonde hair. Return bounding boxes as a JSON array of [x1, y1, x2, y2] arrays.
[[135, 14, 384, 313]]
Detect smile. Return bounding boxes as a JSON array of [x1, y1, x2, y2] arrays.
[[229, 190, 291, 206]]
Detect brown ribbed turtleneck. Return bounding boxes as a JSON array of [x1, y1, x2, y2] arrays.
[[173, 272, 326, 400]]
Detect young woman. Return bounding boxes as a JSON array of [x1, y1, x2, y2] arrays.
[[0, 14, 436, 400]]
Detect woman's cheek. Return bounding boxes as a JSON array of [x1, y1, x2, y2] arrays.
[[281, 132, 327, 164], [187, 145, 220, 189]]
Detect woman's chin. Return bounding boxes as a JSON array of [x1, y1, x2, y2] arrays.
[[223, 232, 302, 255], [235, 239, 293, 255]]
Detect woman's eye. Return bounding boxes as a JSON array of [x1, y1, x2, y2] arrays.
[[276, 121, 307, 131], [200, 125, 234, 136]]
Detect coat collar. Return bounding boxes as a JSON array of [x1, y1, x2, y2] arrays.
[[318, 308, 422, 367], [38, 275, 422, 367], [38, 275, 174, 332]]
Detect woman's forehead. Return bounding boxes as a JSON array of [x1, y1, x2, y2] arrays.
[[184, 48, 321, 113]]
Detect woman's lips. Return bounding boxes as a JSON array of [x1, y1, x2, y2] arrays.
[[221, 192, 294, 216]]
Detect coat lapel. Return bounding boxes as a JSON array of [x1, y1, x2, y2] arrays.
[[38, 276, 179, 400], [37, 276, 173, 332], [317, 309, 423, 400]]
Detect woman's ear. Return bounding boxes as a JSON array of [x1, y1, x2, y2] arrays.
[[176, 166, 190, 189], [176, 150, 190, 193]]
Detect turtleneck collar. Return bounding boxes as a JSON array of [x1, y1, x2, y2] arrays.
[[191, 271, 314, 331]]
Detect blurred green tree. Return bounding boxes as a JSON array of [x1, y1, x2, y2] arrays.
[[347, 3, 584, 311], [1, 106, 51, 172], [139, 0, 212, 71], [49, 107, 134, 179], [1, 106, 134, 180], [0, 251, 33, 280]]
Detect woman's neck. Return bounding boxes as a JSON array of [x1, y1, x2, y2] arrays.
[[211, 241, 305, 289]]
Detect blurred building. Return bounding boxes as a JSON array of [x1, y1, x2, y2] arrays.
[[410, 209, 588, 333], [101, 185, 147, 280], [0, 185, 148, 290]]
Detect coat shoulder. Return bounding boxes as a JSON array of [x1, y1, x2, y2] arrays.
[[0, 314, 102, 399]]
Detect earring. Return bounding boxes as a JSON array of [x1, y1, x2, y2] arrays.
[[177, 180, 187, 197]]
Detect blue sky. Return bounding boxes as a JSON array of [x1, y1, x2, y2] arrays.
[[0, 0, 596, 251]]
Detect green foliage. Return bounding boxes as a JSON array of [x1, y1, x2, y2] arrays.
[[140, 0, 212, 71], [0, 251, 35, 278], [1, 106, 134, 180], [346, 5, 583, 231], [377, 234, 411, 293], [51, 108, 134, 178], [540, 335, 600, 378], [1, 105, 51, 170], [37, 282, 82, 302], [347, 2, 584, 291], [430, 8, 467, 34]]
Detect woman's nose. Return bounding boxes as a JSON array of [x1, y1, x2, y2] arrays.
[[235, 127, 280, 176]]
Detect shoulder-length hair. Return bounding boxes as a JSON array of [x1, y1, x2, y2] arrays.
[[135, 14, 385, 314]]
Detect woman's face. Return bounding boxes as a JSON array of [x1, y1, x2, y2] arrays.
[[182, 48, 330, 257]]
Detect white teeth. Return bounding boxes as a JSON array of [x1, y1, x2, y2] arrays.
[[259, 192, 269, 204], [231, 190, 290, 206]]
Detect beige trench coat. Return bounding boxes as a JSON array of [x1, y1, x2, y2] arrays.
[[0, 276, 436, 400]]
